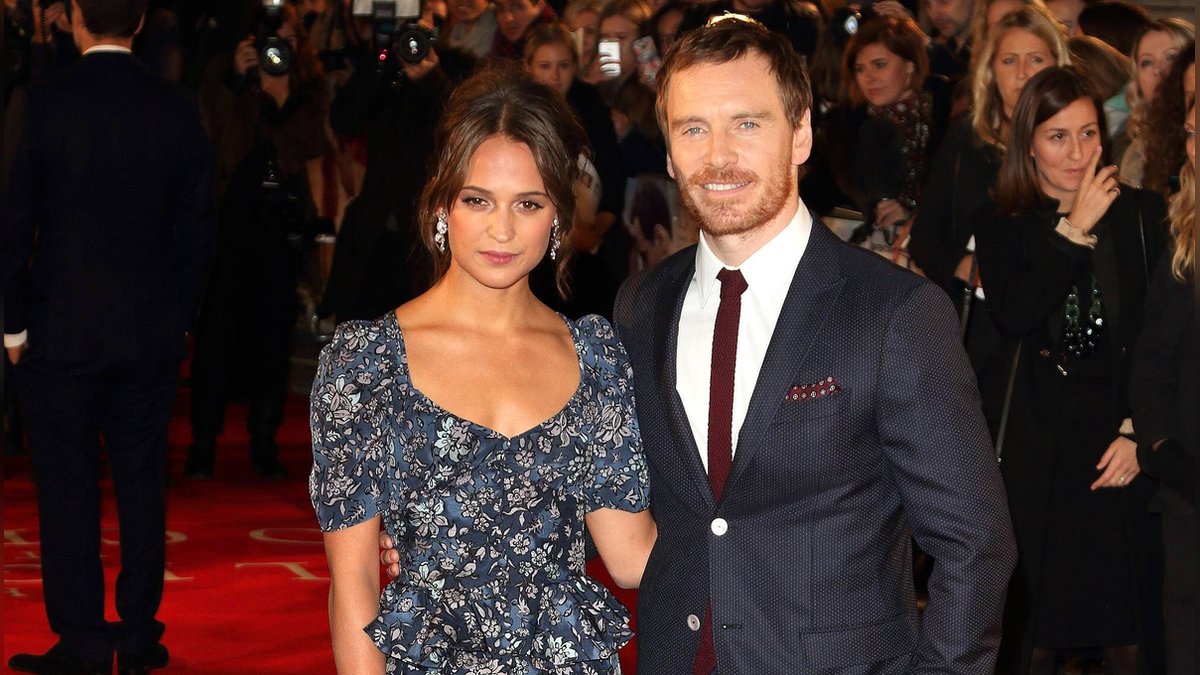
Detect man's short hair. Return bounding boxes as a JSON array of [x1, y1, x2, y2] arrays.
[[654, 16, 813, 135], [76, 0, 147, 39]]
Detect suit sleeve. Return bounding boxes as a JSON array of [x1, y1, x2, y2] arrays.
[[4, 92, 36, 336], [875, 282, 1016, 673]]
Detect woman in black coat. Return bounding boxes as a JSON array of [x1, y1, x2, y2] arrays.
[[975, 67, 1167, 675], [1130, 96, 1196, 675], [909, 6, 1070, 437]]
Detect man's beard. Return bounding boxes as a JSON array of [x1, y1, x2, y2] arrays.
[[676, 159, 794, 238]]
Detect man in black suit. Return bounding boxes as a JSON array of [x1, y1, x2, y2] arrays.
[[4, 0, 214, 672], [613, 18, 1016, 673]]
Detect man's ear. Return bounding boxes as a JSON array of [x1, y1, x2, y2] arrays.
[[791, 107, 813, 166], [666, 153, 675, 180]]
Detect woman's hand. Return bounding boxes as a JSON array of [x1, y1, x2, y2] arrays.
[[1066, 146, 1120, 235], [1090, 436, 1140, 490]]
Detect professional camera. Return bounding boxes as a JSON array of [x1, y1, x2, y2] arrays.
[[371, 0, 435, 68], [254, 0, 295, 78]]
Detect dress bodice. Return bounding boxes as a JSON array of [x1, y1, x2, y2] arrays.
[[310, 312, 649, 673]]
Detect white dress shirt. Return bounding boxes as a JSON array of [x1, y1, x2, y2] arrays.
[[676, 202, 813, 470]]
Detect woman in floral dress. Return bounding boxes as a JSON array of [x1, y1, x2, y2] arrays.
[[309, 69, 657, 674]]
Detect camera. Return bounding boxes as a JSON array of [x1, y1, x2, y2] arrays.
[[371, 0, 435, 68], [254, 0, 295, 78]]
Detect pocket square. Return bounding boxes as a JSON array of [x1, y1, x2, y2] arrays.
[[785, 376, 842, 402]]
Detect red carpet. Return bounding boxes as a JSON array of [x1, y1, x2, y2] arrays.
[[3, 389, 639, 673]]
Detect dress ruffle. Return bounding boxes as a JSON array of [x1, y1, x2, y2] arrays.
[[369, 574, 632, 671]]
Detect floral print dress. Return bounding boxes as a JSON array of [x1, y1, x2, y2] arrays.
[[309, 312, 650, 674]]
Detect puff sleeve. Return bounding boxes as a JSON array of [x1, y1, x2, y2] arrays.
[[576, 314, 651, 514], [309, 320, 396, 531]]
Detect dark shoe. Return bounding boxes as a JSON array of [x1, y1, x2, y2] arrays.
[[250, 439, 286, 480], [252, 457, 288, 480], [117, 644, 168, 674], [9, 645, 112, 674], [184, 440, 215, 478]]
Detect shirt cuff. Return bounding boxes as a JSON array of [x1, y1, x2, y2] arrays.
[[1054, 217, 1098, 249], [4, 331, 28, 349]]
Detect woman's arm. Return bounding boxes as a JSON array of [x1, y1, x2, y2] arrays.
[[585, 508, 657, 589], [324, 517, 386, 674]]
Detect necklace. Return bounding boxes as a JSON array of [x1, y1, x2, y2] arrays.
[[1062, 275, 1104, 358]]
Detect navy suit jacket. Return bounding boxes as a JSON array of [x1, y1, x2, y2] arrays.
[[613, 221, 1016, 673], [4, 52, 214, 364]]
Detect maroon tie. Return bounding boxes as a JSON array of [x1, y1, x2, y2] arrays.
[[706, 267, 746, 500], [693, 267, 747, 675]]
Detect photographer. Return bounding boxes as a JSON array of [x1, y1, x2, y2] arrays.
[[189, 0, 329, 479], [321, 3, 479, 322]]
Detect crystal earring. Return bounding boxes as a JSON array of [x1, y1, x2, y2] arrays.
[[549, 215, 561, 260], [434, 211, 448, 253]]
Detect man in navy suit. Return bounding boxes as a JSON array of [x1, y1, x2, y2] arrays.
[[612, 17, 1016, 673], [4, 0, 214, 672]]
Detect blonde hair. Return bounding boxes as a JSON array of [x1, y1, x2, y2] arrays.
[[967, 0, 1050, 73], [1124, 18, 1195, 146], [1168, 158, 1195, 282], [970, 5, 1069, 150]]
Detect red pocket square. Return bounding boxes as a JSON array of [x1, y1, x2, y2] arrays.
[[785, 377, 842, 402]]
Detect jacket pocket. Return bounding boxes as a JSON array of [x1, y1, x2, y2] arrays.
[[800, 613, 916, 667]]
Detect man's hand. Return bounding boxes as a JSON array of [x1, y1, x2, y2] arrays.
[[400, 46, 440, 83], [7, 343, 27, 365], [234, 37, 259, 77], [378, 531, 400, 580]]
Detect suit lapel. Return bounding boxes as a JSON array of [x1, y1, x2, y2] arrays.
[[652, 250, 716, 509], [727, 223, 846, 492]]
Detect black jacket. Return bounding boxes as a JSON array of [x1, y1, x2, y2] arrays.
[[4, 52, 215, 363]]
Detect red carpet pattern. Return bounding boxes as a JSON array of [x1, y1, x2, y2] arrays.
[[3, 391, 639, 673]]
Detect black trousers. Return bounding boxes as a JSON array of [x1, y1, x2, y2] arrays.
[[188, 241, 297, 462], [16, 350, 178, 661]]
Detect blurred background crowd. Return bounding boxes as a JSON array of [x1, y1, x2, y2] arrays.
[[2, 0, 1195, 672]]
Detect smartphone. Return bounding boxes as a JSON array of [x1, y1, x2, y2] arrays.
[[631, 35, 661, 84], [598, 38, 621, 79]]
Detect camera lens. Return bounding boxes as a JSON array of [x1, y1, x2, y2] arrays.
[[258, 36, 294, 76]]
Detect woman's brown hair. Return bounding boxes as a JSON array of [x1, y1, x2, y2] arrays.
[[994, 66, 1108, 215], [841, 16, 930, 106], [523, 22, 579, 67], [416, 68, 589, 297]]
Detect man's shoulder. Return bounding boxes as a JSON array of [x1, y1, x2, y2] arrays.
[[614, 245, 695, 327], [822, 230, 932, 308]]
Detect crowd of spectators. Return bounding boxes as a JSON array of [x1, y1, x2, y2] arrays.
[[2, 0, 1195, 671]]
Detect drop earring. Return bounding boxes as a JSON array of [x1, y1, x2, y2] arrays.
[[549, 215, 561, 260], [435, 211, 448, 253]]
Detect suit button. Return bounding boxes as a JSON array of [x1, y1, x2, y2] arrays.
[[687, 614, 701, 631], [710, 518, 728, 536], [1039, 348, 1050, 358]]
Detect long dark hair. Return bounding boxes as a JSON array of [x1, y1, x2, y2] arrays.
[[417, 68, 588, 297], [994, 66, 1109, 216]]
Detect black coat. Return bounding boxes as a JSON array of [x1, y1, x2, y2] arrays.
[[4, 52, 215, 363], [975, 189, 1168, 672]]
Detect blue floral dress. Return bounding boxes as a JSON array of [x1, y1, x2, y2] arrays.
[[309, 312, 650, 674]]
